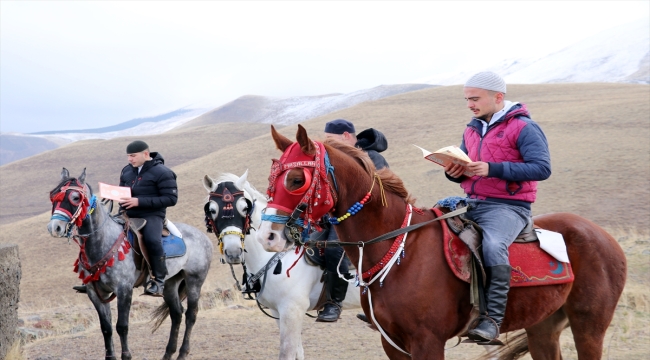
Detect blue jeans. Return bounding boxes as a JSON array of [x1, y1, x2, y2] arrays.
[[465, 200, 531, 267]]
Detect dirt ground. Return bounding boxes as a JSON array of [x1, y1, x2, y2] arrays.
[[20, 294, 648, 360]]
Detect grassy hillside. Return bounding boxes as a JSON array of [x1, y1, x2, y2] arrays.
[[0, 134, 61, 166], [0, 122, 270, 225], [1, 83, 648, 306]]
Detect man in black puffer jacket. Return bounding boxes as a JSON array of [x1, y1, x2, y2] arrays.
[[119, 140, 178, 296]]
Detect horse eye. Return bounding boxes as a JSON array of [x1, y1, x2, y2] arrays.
[[292, 178, 304, 185]]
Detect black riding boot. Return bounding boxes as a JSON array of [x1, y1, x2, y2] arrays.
[[317, 271, 349, 322], [144, 255, 168, 297], [468, 265, 511, 342], [73, 284, 87, 293]]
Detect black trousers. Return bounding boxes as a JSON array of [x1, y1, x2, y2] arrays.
[[323, 227, 349, 274], [141, 215, 164, 258]]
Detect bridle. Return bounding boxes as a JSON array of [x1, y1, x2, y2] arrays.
[[204, 182, 255, 261], [263, 141, 338, 245], [49, 178, 97, 238]]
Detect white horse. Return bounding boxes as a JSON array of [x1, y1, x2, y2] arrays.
[[202, 171, 360, 360]]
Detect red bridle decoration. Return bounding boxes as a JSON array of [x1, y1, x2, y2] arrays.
[[50, 180, 90, 227], [266, 141, 335, 231]]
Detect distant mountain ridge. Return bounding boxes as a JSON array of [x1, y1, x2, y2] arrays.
[[30, 108, 197, 135], [183, 84, 435, 128]]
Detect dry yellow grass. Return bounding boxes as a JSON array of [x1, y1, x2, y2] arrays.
[[1, 83, 648, 358]]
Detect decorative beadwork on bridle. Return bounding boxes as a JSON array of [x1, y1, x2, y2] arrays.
[[204, 182, 255, 256]]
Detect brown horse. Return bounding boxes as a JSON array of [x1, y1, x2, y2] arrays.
[[256, 125, 627, 359]]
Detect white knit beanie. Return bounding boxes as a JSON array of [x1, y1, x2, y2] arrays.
[[464, 71, 507, 93]]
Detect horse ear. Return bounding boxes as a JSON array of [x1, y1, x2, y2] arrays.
[[78, 168, 87, 184], [271, 125, 293, 152], [296, 124, 315, 155], [235, 169, 249, 190], [61, 167, 70, 181], [203, 175, 216, 192]]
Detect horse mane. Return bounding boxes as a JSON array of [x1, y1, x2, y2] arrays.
[[323, 139, 416, 205], [212, 173, 268, 205]]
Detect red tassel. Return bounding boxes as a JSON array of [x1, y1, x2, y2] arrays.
[[51, 192, 65, 203], [124, 241, 131, 249], [122, 244, 130, 255], [107, 257, 115, 267], [93, 272, 101, 281], [83, 274, 92, 284], [78, 271, 85, 280], [73, 263, 79, 273], [118, 251, 125, 261], [74, 258, 80, 266]]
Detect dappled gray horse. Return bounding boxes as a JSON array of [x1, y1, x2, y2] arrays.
[[47, 168, 213, 360]]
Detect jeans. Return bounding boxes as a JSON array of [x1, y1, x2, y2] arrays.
[[465, 200, 531, 267]]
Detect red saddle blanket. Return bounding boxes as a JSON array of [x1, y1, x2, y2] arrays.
[[433, 208, 574, 287]]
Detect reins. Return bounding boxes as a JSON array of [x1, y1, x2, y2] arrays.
[[304, 206, 468, 249]]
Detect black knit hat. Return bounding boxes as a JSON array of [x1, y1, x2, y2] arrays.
[[324, 119, 355, 134], [126, 140, 149, 154]]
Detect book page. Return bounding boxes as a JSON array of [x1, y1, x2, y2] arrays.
[[98, 182, 131, 201], [414, 144, 475, 177]]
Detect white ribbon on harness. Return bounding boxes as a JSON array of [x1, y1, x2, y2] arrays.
[[347, 204, 414, 357]]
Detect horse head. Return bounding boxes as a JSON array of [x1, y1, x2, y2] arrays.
[[203, 170, 258, 264], [47, 167, 95, 237], [257, 124, 390, 252]]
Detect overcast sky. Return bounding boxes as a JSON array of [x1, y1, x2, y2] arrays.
[[1, 1, 648, 133]]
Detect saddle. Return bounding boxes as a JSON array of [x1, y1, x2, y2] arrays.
[[436, 204, 539, 283], [433, 205, 574, 288], [111, 215, 187, 288]]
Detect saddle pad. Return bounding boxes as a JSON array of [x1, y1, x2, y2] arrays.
[[433, 208, 574, 287], [162, 234, 187, 258], [126, 231, 186, 258]]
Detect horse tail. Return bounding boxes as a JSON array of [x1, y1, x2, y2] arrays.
[[150, 279, 187, 333], [476, 330, 529, 360]]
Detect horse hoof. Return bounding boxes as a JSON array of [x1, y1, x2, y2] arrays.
[[121, 351, 132, 360]]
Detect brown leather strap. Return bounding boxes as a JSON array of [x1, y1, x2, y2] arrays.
[[86, 231, 127, 274]]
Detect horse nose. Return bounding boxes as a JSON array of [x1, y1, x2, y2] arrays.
[[224, 248, 243, 264], [47, 222, 62, 236], [268, 233, 275, 241]]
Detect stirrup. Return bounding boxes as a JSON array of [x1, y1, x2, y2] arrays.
[[142, 280, 164, 297], [465, 316, 504, 345]]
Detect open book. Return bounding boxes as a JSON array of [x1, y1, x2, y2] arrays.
[[98, 182, 131, 201], [413, 145, 475, 177]]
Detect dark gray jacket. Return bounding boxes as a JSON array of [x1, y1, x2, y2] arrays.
[[355, 128, 389, 170]]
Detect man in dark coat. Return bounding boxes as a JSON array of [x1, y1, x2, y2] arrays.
[[119, 140, 178, 296], [314, 119, 389, 322]]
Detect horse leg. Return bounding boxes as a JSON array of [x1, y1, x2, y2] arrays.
[[565, 304, 612, 359], [115, 286, 134, 360], [177, 275, 205, 360], [277, 303, 307, 360], [161, 275, 184, 360], [380, 337, 442, 360], [525, 308, 569, 360], [88, 290, 116, 360]]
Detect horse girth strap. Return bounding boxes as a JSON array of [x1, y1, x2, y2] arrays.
[[303, 207, 468, 249]]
